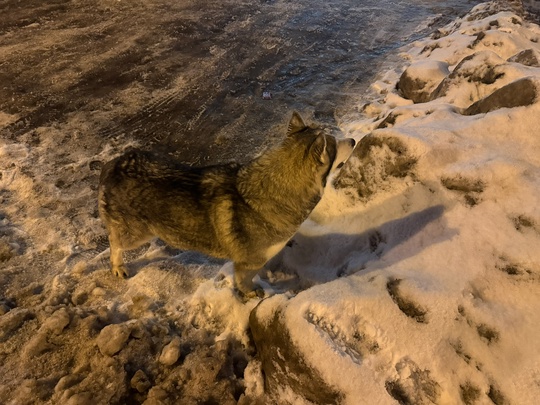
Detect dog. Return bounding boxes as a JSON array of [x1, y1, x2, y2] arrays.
[[98, 112, 355, 295]]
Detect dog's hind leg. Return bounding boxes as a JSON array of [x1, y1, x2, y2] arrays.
[[107, 225, 153, 278]]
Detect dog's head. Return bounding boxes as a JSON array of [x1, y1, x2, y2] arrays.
[[286, 111, 356, 184]]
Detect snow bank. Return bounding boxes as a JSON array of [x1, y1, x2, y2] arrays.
[[251, 2, 540, 404]]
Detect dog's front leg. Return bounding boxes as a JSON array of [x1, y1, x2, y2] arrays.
[[108, 232, 128, 278], [233, 263, 263, 298]]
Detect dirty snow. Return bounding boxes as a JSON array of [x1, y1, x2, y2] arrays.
[[1, 1, 540, 405]]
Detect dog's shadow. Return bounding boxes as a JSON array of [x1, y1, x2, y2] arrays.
[[264, 204, 453, 292], [68, 204, 451, 298]]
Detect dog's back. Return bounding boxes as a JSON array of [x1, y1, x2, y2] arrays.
[[99, 151, 240, 266]]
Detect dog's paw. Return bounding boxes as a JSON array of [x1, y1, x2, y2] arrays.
[[253, 287, 265, 299], [233, 287, 261, 302], [112, 265, 129, 278], [235, 286, 267, 302]]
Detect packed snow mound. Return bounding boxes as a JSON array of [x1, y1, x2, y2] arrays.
[[251, 3, 540, 404]]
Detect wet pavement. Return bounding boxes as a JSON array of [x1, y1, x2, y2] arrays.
[[1, 0, 482, 164]]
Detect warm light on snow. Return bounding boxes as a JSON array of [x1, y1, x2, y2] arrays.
[[1, 1, 539, 404]]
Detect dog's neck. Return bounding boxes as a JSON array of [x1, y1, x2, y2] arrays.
[[236, 148, 324, 229]]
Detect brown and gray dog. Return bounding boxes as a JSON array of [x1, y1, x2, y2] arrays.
[[98, 112, 355, 296]]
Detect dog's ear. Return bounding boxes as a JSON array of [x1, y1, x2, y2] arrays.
[[309, 134, 329, 165], [287, 111, 307, 135]]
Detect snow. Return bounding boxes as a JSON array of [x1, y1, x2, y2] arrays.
[[97, 323, 131, 357], [159, 336, 182, 366], [1, 1, 540, 404], [270, 2, 540, 403]]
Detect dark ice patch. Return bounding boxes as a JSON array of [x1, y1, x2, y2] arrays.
[[460, 381, 482, 405], [385, 358, 441, 405], [386, 278, 428, 323], [464, 77, 539, 115], [508, 48, 540, 67]]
